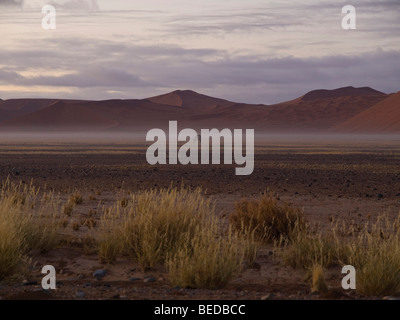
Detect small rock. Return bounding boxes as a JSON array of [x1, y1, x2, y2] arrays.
[[144, 276, 156, 283], [75, 291, 85, 299], [383, 296, 400, 300], [261, 293, 274, 300], [93, 269, 107, 280], [130, 277, 141, 282], [396, 193, 400, 197], [377, 193, 384, 199]]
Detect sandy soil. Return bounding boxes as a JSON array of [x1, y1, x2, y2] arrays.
[[1, 140, 400, 300]]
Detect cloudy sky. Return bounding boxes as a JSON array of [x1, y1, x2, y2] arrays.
[[1, 0, 399, 104]]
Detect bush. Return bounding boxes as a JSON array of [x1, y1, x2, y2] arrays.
[[230, 194, 306, 243]]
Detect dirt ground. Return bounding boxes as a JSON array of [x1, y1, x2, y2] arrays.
[[1, 139, 400, 300]]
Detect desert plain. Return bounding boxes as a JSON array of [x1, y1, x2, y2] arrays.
[[1, 132, 400, 300]]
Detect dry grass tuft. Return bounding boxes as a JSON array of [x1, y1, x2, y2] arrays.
[[69, 192, 83, 205], [0, 179, 61, 279], [99, 187, 246, 288], [311, 264, 328, 294], [230, 194, 306, 243], [278, 212, 400, 296]]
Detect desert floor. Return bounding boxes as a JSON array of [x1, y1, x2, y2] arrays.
[[1, 137, 400, 300]]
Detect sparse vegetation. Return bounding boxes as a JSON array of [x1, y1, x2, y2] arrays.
[[72, 222, 80, 231], [0, 179, 61, 279], [343, 215, 400, 296], [280, 229, 344, 269], [278, 212, 400, 296], [230, 194, 306, 243], [69, 192, 83, 205], [311, 264, 328, 294], [99, 187, 213, 268], [167, 225, 244, 289], [63, 202, 74, 216], [99, 187, 246, 288], [119, 198, 129, 208], [2, 174, 400, 296], [82, 218, 97, 229]]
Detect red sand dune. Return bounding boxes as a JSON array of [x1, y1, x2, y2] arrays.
[[1, 100, 119, 130], [334, 92, 400, 133], [0, 87, 396, 133], [148, 90, 234, 109], [301, 86, 384, 101]]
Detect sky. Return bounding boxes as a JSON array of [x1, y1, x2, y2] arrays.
[[0, 0, 399, 104]]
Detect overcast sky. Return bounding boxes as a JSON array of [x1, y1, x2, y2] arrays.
[[0, 0, 399, 104]]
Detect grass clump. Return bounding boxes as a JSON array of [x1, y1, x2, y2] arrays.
[[311, 263, 328, 294], [279, 212, 400, 297], [230, 194, 306, 243], [0, 218, 24, 279], [99, 187, 246, 288], [63, 202, 74, 216], [0, 179, 61, 279], [100, 187, 212, 268], [167, 225, 244, 289], [343, 215, 400, 296], [280, 230, 345, 269], [69, 192, 83, 205]]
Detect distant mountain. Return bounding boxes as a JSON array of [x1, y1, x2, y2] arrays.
[[147, 90, 234, 109], [0, 98, 83, 122], [334, 92, 400, 133], [0, 87, 396, 133], [301, 86, 384, 101]]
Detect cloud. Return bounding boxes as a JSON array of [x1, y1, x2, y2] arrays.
[[0, 35, 399, 103], [0, 0, 23, 7], [0, 1, 399, 102], [3, 0, 100, 11], [48, 0, 99, 11]]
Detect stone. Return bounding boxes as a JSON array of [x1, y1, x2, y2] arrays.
[[93, 269, 107, 280], [130, 277, 141, 282], [261, 293, 274, 300], [144, 276, 156, 283], [383, 296, 400, 300]]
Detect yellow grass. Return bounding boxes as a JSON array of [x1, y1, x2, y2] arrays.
[[99, 186, 247, 288], [0, 179, 61, 279], [279, 212, 400, 296]]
